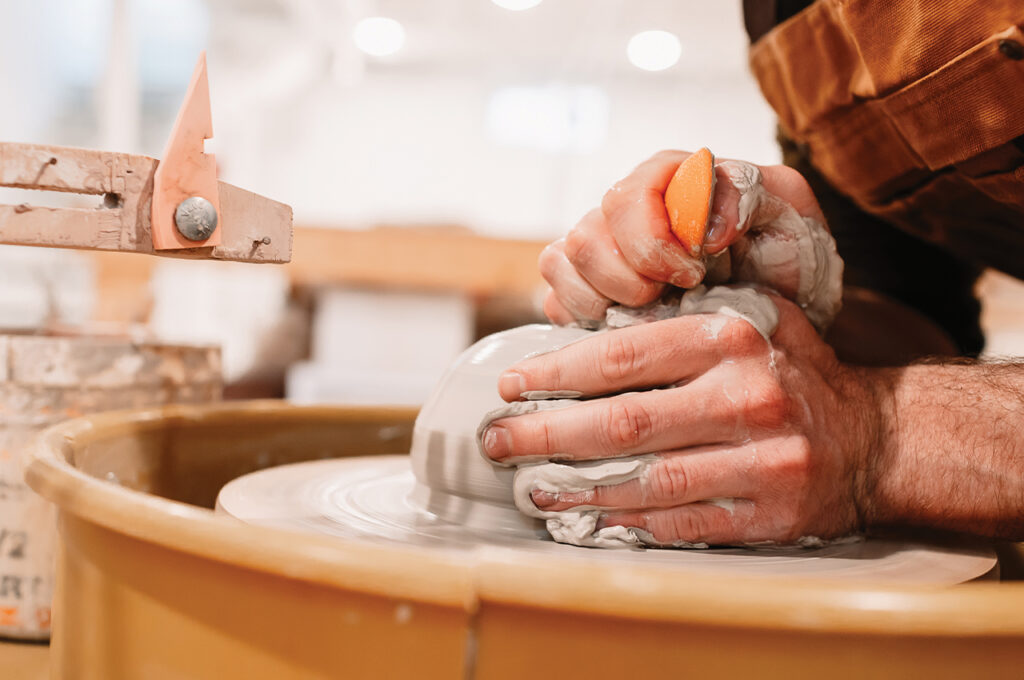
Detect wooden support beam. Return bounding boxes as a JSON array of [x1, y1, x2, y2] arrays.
[[285, 225, 546, 295]]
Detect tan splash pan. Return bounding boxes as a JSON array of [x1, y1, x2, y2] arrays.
[[25, 402, 1024, 679]]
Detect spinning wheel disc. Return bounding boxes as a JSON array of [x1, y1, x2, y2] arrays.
[[217, 456, 998, 585]]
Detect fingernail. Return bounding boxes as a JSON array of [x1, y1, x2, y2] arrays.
[[531, 490, 556, 508], [704, 214, 729, 253], [481, 425, 510, 460], [498, 371, 526, 399]]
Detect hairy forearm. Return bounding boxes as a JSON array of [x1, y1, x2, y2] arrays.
[[857, 361, 1024, 539]]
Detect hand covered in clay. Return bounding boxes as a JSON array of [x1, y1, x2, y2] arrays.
[[481, 298, 876, 547], [540, 150, 841, 330]]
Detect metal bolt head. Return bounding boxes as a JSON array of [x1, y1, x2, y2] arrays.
[[174, 196, 218, 241]]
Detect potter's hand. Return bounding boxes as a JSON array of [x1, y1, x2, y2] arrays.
[[540, 150, 834, 327], [481, 298, 877, 546]]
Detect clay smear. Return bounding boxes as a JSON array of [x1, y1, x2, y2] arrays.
[[722, 161, 843, 332], [513, 455, 656, 548]]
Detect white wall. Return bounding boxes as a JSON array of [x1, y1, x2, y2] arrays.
[[213, 72, 778, 240], [204, 0, 779, 239]]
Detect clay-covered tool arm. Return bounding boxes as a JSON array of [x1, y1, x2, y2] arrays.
[[0, 141, 292, 263]]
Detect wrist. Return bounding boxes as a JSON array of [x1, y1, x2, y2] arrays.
[[836, 364, 899, 530], [834, 361, 1024, 540]]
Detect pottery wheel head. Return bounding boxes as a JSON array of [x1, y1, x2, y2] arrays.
[[216, 456, 998, 585]]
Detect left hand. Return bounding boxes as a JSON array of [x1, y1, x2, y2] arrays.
[[538, 150, 829, 327], [480, 297, 879, 546]]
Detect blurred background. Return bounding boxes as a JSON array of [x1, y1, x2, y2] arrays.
[[1, 0, 1022, 404]]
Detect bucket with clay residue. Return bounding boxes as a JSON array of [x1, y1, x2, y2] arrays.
[[0, 332, 220, 639]]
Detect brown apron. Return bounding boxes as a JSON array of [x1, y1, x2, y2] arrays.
[[748, 0, 1024, 282]]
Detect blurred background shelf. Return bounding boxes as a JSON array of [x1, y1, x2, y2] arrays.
[[67, 225, 544, 402], [88, 224, 548, 325]]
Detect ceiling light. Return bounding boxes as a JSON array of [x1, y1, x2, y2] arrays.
[[492, 0, 543, 11], [626, 30, 681, 72], [352, 17, 405, 57]]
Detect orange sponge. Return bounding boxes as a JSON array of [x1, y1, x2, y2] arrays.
[[664, 147, 715, 256]]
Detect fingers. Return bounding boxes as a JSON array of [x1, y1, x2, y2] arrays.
[[564, 208, 664, 307], [596, 151, 828, 288], [483, 363, 785, 463], [497, 313, 768, 401], [704, 161, 826, 255], [601, 150, 706, 289], [699, 161, 827, 313], [541, 289, 576, 326], [769, 294, 838, 365], [626, 149, 693, 188], [600, 500, 757, 546], [703, 164, 744, 253], [561, 151, 826, 297], [531, 448, 756, 512], [537, 239, 611, 324], [758, 163, 826, 222]]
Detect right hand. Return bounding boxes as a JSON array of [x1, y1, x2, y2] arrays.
[[539, 150, 829, 325]]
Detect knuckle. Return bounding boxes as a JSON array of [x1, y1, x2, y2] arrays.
[[651, 149, 684, 164], [670, 262, 705, 290], [772, 164, 811, 191], [563, 226, 591, 265], [598, 334, 645, 383], [621, 255, 664, 288], [523, 416, 556, 457], [746, 379, 791, 430], [519, 359, 561, 395], [602, 399, 655, 451], [601, 184, 629, 219], [542, 291, 572, 325], [537, 244, 563, 281], [769, 163, 798, 180], [540, 419, 556, 456], [668, 510, 710, 543], [647, 462, 690, 504], [762, 444, 814, 530], [578, 207, 605, 231], [781, 437, 814, 480], [620, 284, 659, 309], [582, 297, 611, 322], [719, 319, 765, 356]]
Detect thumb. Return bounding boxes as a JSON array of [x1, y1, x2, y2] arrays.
[[704, 161, 826, 255], [706, 160, 842, 331]]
